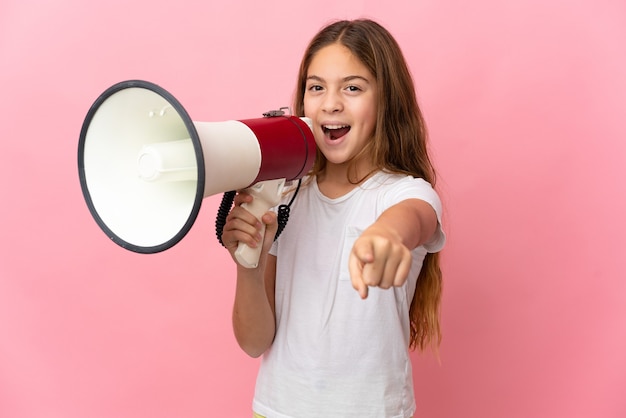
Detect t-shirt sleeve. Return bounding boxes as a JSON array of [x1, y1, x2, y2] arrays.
[[382, 176, 446, 253]]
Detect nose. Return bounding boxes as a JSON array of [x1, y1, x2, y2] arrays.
[[321, 90, 343, 113]]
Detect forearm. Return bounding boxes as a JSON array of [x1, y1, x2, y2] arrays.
[[370, 198, 437, 249], [232, 259, 276, 358]]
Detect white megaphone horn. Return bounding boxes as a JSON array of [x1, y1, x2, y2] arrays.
[[78, 80, 316, 268]]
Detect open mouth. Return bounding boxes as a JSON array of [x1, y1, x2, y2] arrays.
[[322, 124, 351, 140]]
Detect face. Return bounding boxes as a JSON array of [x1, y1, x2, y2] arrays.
[[303, 43, 378, 173]]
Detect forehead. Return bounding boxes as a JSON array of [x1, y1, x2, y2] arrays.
[[307, 43, 372, 79]]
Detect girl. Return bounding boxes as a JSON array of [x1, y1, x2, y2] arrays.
[[221, 18, 445, 418]]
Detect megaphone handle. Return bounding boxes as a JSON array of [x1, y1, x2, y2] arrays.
[[234, 179, 286, 268]]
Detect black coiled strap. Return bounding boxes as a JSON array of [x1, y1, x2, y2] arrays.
[[215, 190, 236, 246], [215, 179, 301, 247]]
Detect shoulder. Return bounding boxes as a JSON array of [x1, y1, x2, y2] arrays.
[[370, 172, 441, 211]]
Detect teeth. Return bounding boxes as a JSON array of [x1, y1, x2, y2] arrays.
[[323, 124, 349, 130]]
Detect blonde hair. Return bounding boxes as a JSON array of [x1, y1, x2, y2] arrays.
[[294, 19, 443, 351]]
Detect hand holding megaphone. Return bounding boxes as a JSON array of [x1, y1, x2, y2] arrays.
[[78, 80, 315, 267], [234, 178, 285, 268]]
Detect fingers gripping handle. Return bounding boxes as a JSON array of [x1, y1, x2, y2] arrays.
[[234, 179, 286, 268]]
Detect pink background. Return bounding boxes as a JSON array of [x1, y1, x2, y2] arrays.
[[1, 0, 625, 417]]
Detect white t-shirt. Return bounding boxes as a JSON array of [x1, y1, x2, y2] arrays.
[[253, 171, 445, 418]]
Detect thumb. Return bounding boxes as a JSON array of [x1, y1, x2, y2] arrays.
[[261, 211, 278, 249]]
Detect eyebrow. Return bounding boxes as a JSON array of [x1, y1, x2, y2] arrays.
[[306, 75, 371, 84]]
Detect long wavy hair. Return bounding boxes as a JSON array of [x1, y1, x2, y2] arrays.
[[293, 19, 443, 351]]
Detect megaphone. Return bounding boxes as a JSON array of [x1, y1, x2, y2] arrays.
[[78, 80, 316, 267]]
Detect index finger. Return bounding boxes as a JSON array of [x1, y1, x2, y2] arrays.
[[348, 250, 369, 299]]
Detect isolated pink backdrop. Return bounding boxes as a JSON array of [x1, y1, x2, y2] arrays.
[[1, 0, 625, 417]]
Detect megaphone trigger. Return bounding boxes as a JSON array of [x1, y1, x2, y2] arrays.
[[234, 178, 286, 268]]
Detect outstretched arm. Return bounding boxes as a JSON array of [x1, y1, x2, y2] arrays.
[[348, 198, 438, 299]]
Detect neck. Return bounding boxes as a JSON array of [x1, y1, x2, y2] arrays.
[[317, 160, 378, 199]]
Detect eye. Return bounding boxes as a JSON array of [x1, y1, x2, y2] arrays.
[[306, 84, 323, 92], [345, 85, 362, 93]]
